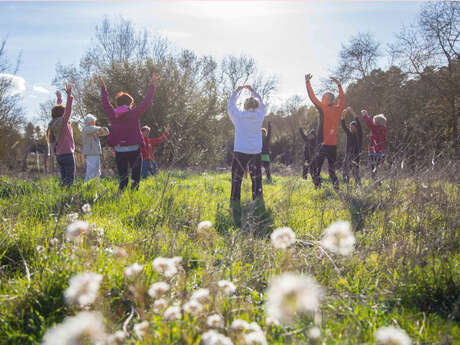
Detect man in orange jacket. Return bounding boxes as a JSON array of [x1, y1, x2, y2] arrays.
[[305, 74, 344, 190]]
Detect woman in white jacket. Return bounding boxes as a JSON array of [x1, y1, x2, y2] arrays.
[[82, 114, 109, 182], [228, 85, 265, 227]]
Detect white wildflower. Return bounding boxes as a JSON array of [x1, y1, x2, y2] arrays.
[[49, 238, 59, 246], [270, 227, 296, 250], [36, 245, 44, 253], [197, 221, 212, 234], [183, 299, 203, 316], [153, 298, 167, 313], [152, 257, 180, 278], [207, 314, 224, 328], [124, 263, 144, 279], [106, 330, 127, 345], [243, 330, 267, 345], [246, 322, 263, 334], [375, 326, 411, 345], [201, 330, 234, 345], [81, 203, 91, 214], [65, 221, 89, 242], [133, 321, 149, 339], [265, 317, 280, 327], [172, 256, 182, 268], [217, 280, 236, 295], [148, 282, 170, 298], [308, 327, 321, 340], [66, 212, 79, 222], [230, 319, 249, 331], [93, 227, 104, 237], [266, 272, 323, 325], [163, 306, 181, 321], [190, 288, 211, 304], [41, 312, 106, 345], [320, 220, 355, 256], [64, 272, 102, 307]]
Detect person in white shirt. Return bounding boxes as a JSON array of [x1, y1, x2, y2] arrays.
[[227, 85, 265, 227]]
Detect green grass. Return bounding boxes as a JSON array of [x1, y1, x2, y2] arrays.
[[0, 172, 458, 344]]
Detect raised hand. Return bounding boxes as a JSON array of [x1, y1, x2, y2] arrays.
[[56, 90, 62, 99], [65, 84, 72, 95], [244, 85, 254, 92], [305, 74, 313, 83], [330, 77, 340, 85], [149, 73, 159, 86]]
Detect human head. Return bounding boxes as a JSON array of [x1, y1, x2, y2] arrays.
[[373, 114, 387, 126], [84, 114, 97, 127], [51, 105, 65, 119], [115, 92, 134, 108], [322, 92, 335, 105], [261, 128, 267, 136], [141, 125, 151, 136], [244, 97, 259, 111]]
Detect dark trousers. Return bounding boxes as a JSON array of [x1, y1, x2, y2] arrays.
[[312, 145, 339, 190], [231, 152, 263, 202], [302, 160, 314, 180], [56, 153, 75, 186], [369, 154, 385, 181], [262, 161, 271, 180], [115, 149, 142, 191], [343, 155, 360, 185]]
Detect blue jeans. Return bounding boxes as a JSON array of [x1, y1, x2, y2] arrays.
[[56, 153, 75, 186], [141, 160, 158, 178]]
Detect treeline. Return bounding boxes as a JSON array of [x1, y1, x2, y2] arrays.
[[1, 1, 459, 174]]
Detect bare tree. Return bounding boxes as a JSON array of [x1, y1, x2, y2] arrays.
[[390, 1, 460, 156], [334, 32, 381, 84]]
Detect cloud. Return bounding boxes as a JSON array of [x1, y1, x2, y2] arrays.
[[33, 85, 50, 94], [0, 74, 26, 96]]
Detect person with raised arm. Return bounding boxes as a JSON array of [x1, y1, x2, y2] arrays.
[[228, 85, 266, 227], [140, 124, 170, 178], [340, 107, 363, 185], [99, 73, 158, 191], [82, 114, 109, 182], [47, 85, 75, 186], [305, 74, 345, 190]]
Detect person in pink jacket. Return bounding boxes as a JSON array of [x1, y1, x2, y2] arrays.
[[361, 110, 387, 182], [99, 74, 158, 191], [47, 85, 74, 186]]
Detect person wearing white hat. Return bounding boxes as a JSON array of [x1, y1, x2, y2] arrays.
[[82, 114, 109, 182]]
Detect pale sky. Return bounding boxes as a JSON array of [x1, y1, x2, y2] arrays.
[[0, 1, 424, 120]]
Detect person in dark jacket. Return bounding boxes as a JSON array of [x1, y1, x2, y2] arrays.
[[341, 107, 363, 185], [261, 121, 272, 181], [299, 123, 316, 180]]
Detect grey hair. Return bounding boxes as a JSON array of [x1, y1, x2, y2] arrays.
[[84, 114, 97, 125]]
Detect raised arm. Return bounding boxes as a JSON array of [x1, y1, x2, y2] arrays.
[[361, 110, 375, 129], [305, 74, 321, 108], [251, 89, 265, 116], [99, 77, 115, 120], [131, 74, 158, 119], [330, 77, 344, 110], [84, 126, 102, 136], [56, 90, 62, 105], [227, 88, 243, 121], [63, 84, 73, 123], [149, 125, 169, 144]]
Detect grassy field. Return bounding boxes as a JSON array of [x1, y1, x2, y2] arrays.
[[0, 172, 458, 345]]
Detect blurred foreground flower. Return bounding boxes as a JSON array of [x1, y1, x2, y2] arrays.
[[124, 263, 144, 279], [207, 314, 224, 328], [243, 322, 267, 345], [152, 256, 182, 278], [197, 220, 213, 234], [231, 319, 249, 331], [266, 273, 323, 325], [270, 227, 296, 250], [64, 272, 102, 307], [375, 326, 411, 345], [164, 306, 181, 321], [320, 220, 355, 256], [106, 330, 127, 345], [217, 280, 236, 295], [148, 281, 170, 298], [66, 212, 79, 222], [153, 298, 168, 313], [65, 221, 89, 242], [184, 299, 203, 316], [201, 330, 233, 345], [41, 312, 106, 345], [82, 203, 91, 214], [191, 288, 211, 304], [133, 321, 149, 339]]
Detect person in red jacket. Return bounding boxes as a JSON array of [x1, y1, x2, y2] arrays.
[[305, 74, 345, 190], [141, 124, 170, 178], [361, 110, 387, 182]]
